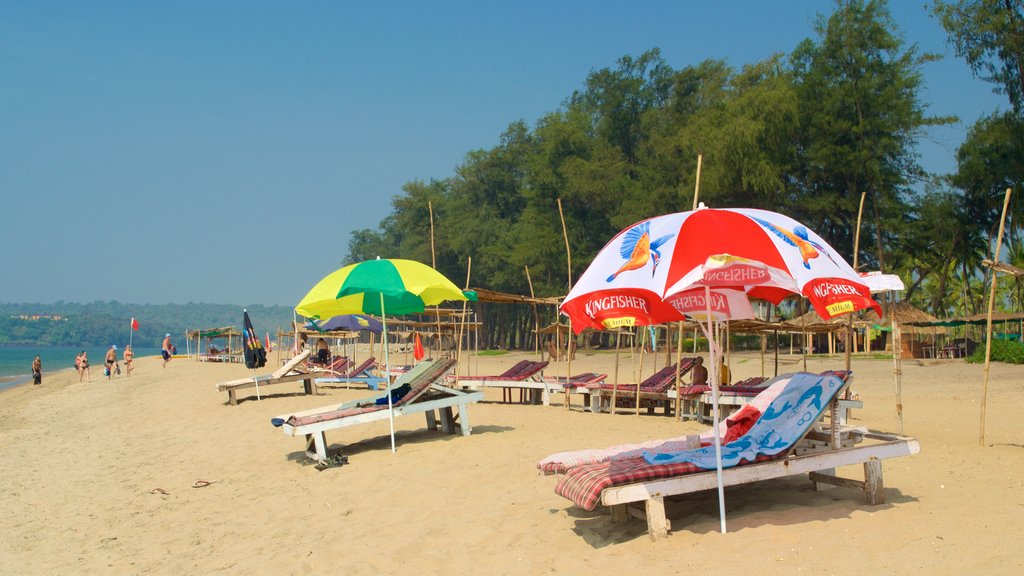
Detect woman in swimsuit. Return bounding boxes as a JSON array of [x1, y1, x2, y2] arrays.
[[124, 345, 134, 376], [79, 351, 90, 382]]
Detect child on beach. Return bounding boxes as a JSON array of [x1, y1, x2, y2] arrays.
[[124, 345, 134, 376], [32, 355, 42, 385]]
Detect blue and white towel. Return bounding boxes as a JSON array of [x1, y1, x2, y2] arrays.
[[643, 372, 845, 468]]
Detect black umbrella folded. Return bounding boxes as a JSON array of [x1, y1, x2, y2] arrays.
[[243, 309, 267, 370]]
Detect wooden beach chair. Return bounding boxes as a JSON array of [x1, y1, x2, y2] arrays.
[[308, 355, 350, 376], [456, 360, 554, 405], [313, 357, 386, 390], [548, 372, 920, 540], [215, 350, 313, 406], [589, 359, 698, 415], [272, 358, 482, 464]]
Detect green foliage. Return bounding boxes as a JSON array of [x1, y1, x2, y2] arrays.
[[934, 0, 1024, 115], [967, 337, 1024, 363], [0, 302, 294, 348]]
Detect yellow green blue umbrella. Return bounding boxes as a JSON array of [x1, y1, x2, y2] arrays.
[[294, 258, 473, 453], [296, 258, 471, 319]]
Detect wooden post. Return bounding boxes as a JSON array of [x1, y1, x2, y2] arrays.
[[692, 154, 703, 210], [981, 188, 1013, 446], [428, 200, 443, 359], [847, 192, 866, 372], [892, 318, 904, 435], [456, 257, 472, 385], [526, 265, 541, 359], [557, 197, 573, 410]]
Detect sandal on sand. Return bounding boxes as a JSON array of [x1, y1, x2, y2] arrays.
[[150, 488, 170, 495], [314, 453, 349, 471], [192, 479, 217, 488]]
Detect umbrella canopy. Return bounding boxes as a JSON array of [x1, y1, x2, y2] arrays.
[[296, 258, 470, 319], [306, 314, 383, 334], [559, 205, 880, 534], [294, 258, 469, 453], [561, 207, 880, 330]]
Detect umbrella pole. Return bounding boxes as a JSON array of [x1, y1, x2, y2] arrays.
[[674, 321, 683, 420], [636, 327, 647, 418], [610, 329, 621, 415], [381, 294, 396, 453], [704, 286, 727, 534]]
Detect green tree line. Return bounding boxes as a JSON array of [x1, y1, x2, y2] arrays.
[[345, 1, 1024, 349], [0, 302, 294, 348]]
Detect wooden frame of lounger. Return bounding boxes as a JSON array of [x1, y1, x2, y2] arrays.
[[215, 350, 313, 406], [588, 362, 695, 416], [457, 361, 555, 406], [600, 430, 920, 540], [276, 359, 483, 463], [313, 357, 387, 390]]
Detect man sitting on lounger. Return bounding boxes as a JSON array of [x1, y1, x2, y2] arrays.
[[690, 357, 708, 386]]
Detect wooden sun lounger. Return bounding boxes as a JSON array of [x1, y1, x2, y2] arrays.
[[313, 357, 387, 390], [215, 350, 313, 406], [589, 360, 697, 416], [274, 358, 482, 463], [602, 430, 919, 540], [457, 360, 555, 405]]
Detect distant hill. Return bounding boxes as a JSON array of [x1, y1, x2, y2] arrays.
[[0, 301, 296, 348]]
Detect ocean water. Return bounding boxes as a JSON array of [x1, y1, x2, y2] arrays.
[[0, 346, 160, 390]]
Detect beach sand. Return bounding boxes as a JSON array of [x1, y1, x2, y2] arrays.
[[1, 347, 1022, 575]]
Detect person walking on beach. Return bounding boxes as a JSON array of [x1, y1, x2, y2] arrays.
[[32, 355, 42, 385], [78, 351, 90, 382], [123, 344, 134, 376], [162, 333, 173, 367], [105, 345, 120, 380]]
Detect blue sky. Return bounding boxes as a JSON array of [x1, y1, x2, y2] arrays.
[[1, 1, 1007, 307]]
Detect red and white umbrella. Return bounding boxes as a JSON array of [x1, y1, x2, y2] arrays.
[[562, 206, 880, 329], [560, 205, 881, 533]]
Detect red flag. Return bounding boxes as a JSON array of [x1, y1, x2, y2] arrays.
[[131, 317, 139, 331], [265, 332, 272, 352], [413, 332, 424, 361]]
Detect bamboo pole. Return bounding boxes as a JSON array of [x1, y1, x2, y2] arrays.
[[525, 266, 540, 359], [980, 187, 1013, 446], [557, 197, 573, 409], [428, 200, 443, 359], [892, 318, 904, 435], [692, 154, 703, 210], [847, 192, 866, 371], [456, 257, 472, 385]]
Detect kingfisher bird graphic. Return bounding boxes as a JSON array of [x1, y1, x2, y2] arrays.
[[753, 218, 838, 269], [606, 221, 674, 282]]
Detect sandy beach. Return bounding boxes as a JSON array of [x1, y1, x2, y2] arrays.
[[1, 348, 1021, 575]]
